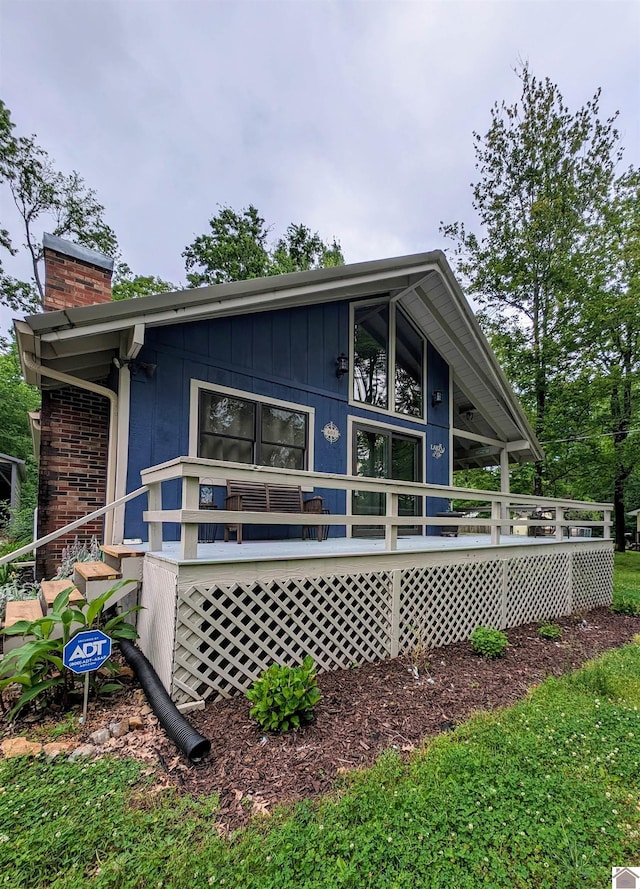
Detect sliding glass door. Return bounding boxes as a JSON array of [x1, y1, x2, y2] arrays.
[[352, 424, 423, 537]]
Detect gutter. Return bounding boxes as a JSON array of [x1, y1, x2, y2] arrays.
[[23, 352, 119, 545]]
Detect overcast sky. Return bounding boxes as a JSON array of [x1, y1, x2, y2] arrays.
[[0, 0, 638, 336]]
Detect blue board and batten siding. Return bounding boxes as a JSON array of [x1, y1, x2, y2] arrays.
[[124, 298, 450, 541]]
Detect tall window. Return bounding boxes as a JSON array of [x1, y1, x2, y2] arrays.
[[353, 301, 424, 417], [199, 391, 308, 470], [352, 423, 423, 537]]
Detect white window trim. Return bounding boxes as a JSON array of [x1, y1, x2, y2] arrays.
[[189, 378, 315, 469], [345, 414, 427, 538], [349, 297, 427, 422]]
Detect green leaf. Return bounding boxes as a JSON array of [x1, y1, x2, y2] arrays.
[[52, 589, 72, 612], [7, 677, 63, 721], [0, 619, 33, 636]]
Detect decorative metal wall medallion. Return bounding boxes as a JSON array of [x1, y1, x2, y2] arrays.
[[430, 442, 446, 459], [322, 421, 341, 443]]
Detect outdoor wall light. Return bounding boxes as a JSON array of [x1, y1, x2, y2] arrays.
[[431, 389, 443, 407], [113, 356, 157, 379], [336, 353, 349, 378]]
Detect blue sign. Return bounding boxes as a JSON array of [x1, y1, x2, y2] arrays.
[[63, 629, 112, 674]]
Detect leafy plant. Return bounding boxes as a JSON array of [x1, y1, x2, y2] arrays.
[[0, 580, 138, 721], [611, 597, 640, 616], [0, 566, 38, 622], [246, 656, 321, 732], [538, 623, 563, 641], [470, 626, 508, 658], [53, 534, 102, 579]]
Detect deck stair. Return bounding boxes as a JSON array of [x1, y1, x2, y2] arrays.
[[100, 545, 144, 615], [73, 560, 121, 600], [40, 578, 85, 608], [2, 546, 145, 656], [2, 599, 45, 654]]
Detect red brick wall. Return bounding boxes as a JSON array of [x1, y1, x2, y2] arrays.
[[36, 387, 109, 579], [43, 247, 112, 312]]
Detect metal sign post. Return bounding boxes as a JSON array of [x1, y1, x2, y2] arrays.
[[62, 629, 112, 724]]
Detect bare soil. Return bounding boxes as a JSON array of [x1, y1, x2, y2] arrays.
[[3, 607, 639, 831]]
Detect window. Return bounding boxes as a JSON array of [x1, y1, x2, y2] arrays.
[[353, 301, 424, 417], [198, 390, 308, 470], [352, 422, 423, 537]]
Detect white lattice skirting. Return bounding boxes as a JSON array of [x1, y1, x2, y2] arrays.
[[140, 545, 613, 703]]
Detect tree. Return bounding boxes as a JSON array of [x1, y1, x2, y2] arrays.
[[0, 336, 39, 462], [111, 262, 175, 301], [577, 168, 640, 549], [0, 335, 40, 536], [0, 99, 118, 312], [183, 205, 344, 287], [269, 223, 344, 275], [441, 65, 622, 496]]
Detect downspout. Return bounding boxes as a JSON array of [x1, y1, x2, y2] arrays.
[[23, 352, 119, 545]]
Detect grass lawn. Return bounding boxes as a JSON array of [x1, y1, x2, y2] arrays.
[[0, 554, 639, 888]]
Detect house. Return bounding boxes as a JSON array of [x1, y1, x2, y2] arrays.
[[612, 868, 640, 889], [0, 453, 25, 521], [13, 234, 614, 702]]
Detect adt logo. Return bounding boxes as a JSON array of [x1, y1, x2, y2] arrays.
[[63, 629, 112, 674]]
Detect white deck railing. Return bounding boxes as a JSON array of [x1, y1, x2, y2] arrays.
[[140, 457, 613, 560], [0, 486, 148, 568]]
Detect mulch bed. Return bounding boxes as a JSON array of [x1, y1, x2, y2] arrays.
[[3, 608, 639, 832], [152, 607, 640, 829]]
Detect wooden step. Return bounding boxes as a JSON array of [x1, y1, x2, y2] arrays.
[[73, 560, 122, 602], [4, 598, 44, 629], [73, 561, 120, 582], [40, 578, 85, 607], [2, 599, 46, 653], [100, 544, 145, 559]]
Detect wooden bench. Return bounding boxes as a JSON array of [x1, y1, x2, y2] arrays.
[[224, 481, 328, 544]]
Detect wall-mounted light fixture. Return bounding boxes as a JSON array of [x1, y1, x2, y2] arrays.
[[113, 356, 157, 379], [336, 353, 349, 378], [431, 389, 443, 407]]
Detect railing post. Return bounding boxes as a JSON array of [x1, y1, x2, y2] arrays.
[[147, 482, 164, 553], [385, 492, 398, 551], [603, 509, 612, 540], [500, 447, 510, 535], [389, 570, 401, 657], [180, 475, 199, 560], [555, 506, 564, 542], [491, 499, 501, 545]]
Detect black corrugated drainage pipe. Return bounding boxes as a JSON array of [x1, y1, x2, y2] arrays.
[[119, 639, 211, 762]]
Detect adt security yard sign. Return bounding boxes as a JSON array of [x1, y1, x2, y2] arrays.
[[63, 630, 112, 724], [63, 630, 112, 674]]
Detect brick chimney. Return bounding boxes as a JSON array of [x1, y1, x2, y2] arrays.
[[36, 234, 115, 578], [43, 233, 114, 311]]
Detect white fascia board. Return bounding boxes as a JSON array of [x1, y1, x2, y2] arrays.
[[37, 262, 439, 346], [412, 271, 543, 462]]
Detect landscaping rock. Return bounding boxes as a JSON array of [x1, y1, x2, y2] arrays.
[[89, 728, 111, 745], [68, 744, 96, 762], [109, 718, 130, 738], [140, 704, 152, 716], [1, 738, 42, 758], [129, 715, 145, 730], [43, 741, 73, 758]]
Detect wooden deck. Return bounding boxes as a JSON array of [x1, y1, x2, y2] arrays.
[[141, 531, 583, 565], [134, 533, 613, 704]]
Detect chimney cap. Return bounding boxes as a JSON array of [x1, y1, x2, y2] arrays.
[[42, 233, 114, 272]]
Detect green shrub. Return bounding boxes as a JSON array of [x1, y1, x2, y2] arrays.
[[538, 623, 562, 641], [246, 656, 321, 732], [611, 597, 640, 616], [470, 626, 508, 658]]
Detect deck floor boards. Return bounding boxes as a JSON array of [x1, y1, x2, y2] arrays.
[[137, 533, 591, 565]]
